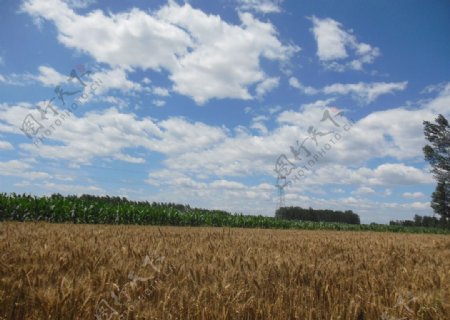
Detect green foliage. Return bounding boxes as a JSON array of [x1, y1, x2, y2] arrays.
[[390, 214, 449, 229], [0, 193, 448, 234], [431, 181, 450, 221], [423, 114, 450, 220], [275, 206, 360, 224]]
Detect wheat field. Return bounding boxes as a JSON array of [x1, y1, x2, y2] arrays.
[[0, 222, 449, 319]]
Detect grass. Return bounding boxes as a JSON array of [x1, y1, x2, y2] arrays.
[[0, 222, 449, 319]]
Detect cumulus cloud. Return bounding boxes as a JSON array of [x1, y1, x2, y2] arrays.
[[310, 16, 380, 71], [296, 163, 433, 188], [0, 65, 140, 97], [0, 102, 229, 165], [236, 0, 284, 14], [322, 81, 408, 104], [0, 140, 13, 150], [22, 0, 298, 104], [255, 77, 279, 98], [289, 76, 407, 104], [153, 100, 166, 107], [0, 66, 70, 87], [0, 71, 40, 86], [33, 66, 68, 87], [144, 168, 433, 222], [42, 181, 104, 194], [0, 160, 51, 180], [2, 84, 449, 222], [402, 192, 426, 199], [147, 84, 449, 180], [352, 186, 375, 195], [89, 68, 142, 94], [288, 77, 318, 95], [152, 87, 170, 97], [2, 84, 449, 174], [62, 0, 95, 9]]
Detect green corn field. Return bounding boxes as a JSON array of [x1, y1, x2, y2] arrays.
[[0, 193, 448, 234]]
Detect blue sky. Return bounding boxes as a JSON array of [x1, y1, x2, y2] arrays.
[[0, 0, 449, 223]]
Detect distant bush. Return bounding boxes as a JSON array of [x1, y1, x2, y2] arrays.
[[390, 214, 449, 229], [275, 206, 360, 224]]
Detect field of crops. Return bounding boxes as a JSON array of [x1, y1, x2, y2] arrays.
[[0, 222, 449, 319], [1, 193, 448, 234]]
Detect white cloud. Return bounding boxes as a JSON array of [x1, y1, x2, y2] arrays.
[[268, 105, 282, 114], [22, 0, 298, 104], [0, 66, 68, 87], [323, 81, 408, 104], [158, 6, 298, 103], [210, 179, 246, 190], [250, 122, 269, 135], [296, 163, 433, 188], [1, 85, 449, 223], [146, 170, 275, 213], [409, 202, 429, 210], [289, 76, 407, 104], [62, 0, 95, 9], [0, 160, 50, 180], [370, 164, 433, 185], [142, 77, 151, 85], [402, 192, 426, 199], [89, 68, 141, 94], [0, 104, 157, 164], [34, 66, 68, 87], [421, 82, 449, 94], [0, 72, 36, 86], [352, 186, 375, 195], [153, 100, 166, 107], [141, 85, 449, 180], [255, 77, 279, 98], [0, 102, 229, 164], [101, 96, 128, 109], [152, 87, 170, 97], [288, 77, 318, 95], [236, 0, 283, 14], [22, 0, 191, 69], [143, 168, 433, 223], [252, 115, 269, 122], [0, 140, 13, 150], [2, 83, 445, 174], [42, 181, 104, 194], [310, 16, 380, 71], [113, 153, 145, 164], [311, 17, 348, 61]]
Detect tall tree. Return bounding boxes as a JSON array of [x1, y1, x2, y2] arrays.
[[423, 114, 450, 221], [430, 182, 449, 221]]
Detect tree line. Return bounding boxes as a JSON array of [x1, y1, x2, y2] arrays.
[[390, 214, 449, 229], [275, 206, 360, 224]]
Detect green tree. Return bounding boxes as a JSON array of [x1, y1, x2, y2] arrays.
[[430, 182, 449, 221], [423, 114, 450, 221]]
